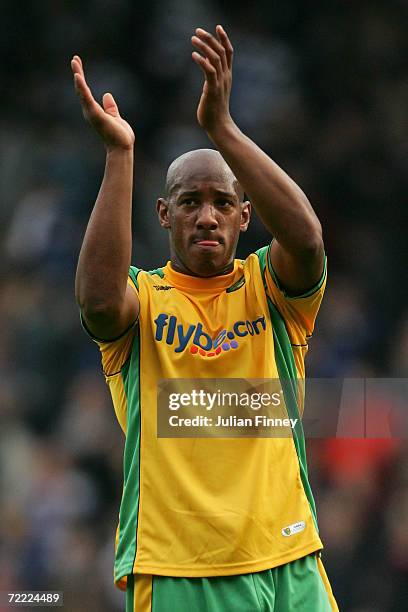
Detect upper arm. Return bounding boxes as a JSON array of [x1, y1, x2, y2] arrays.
[[81, 277, 140, 342], [269, 236, 324, 297]]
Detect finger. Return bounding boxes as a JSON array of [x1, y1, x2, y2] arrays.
[[195, 28, 228, 72], [192, 35, 223, 77], [71, 55, 85, 79], [102, 92, 121, 118], [73, 71, 93, 106], [71, 56, 97, 112], [192, 51, 217, 85], [215, 25, 233, 69], [73, 72, 102, 121]]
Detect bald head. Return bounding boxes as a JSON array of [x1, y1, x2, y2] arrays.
[[165, 149, 244, 202], [157, 148, 252, 277]]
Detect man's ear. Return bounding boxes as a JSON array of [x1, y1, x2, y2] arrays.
[[240, 200, 251, 232], [157, 198, 171, 228]]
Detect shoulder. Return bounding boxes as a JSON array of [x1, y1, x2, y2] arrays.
[[129, 264, 167, 289]]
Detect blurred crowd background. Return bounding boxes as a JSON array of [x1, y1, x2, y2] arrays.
[[0, 1, 407, 610]]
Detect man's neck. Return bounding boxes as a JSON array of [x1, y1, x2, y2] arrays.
[[170, 255, 234, 278]]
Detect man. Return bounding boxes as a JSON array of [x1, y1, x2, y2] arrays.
[[72, 25, 338, 612]]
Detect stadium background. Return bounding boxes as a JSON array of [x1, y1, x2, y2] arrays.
[[0, 1, 407, 610]]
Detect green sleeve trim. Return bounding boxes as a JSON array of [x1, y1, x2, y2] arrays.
[[285, 256, 327, 299], [267, 296, 318, 530], [267, 243, 327, 299], [129, 266, 142, 290]]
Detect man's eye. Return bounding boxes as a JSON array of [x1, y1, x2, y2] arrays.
[[182, 199, 197, 205], [216, 200, 232, 207]]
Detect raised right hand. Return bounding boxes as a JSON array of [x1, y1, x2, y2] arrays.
[[71, 55, 135, 152]]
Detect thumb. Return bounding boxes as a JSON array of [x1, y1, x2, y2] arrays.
[[102, 92, 120, 117]]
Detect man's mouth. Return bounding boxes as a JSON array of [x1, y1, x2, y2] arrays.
[[194, 240, 220, 248]]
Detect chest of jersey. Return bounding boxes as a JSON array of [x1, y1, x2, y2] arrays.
[[112, 257, 323, 582], [137, 269, 278, 380]]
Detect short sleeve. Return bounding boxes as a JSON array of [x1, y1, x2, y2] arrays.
[[257, 243, 327, 347], [80, 275, 139, 376]]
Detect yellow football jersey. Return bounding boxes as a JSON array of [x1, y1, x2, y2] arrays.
[[88, 244, 327, 590]]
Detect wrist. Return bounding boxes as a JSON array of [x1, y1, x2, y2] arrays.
[[205, 116, 238, 144], [105, 144, 134, 158]]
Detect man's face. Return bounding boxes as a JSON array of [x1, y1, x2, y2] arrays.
[[157, 166, 250, 277]]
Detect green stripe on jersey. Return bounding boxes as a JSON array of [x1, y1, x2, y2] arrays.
[[267, 297, 318, 528], [115, 327, 142, 581], [255, 246, 318, 529]]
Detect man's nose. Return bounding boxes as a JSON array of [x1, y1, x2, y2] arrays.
[[196, 203, 218, 229]]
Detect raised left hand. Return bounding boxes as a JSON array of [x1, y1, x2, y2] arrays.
[[192, 25, 234, 135]]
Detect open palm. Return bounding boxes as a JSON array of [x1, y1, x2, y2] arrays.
[[71, 55, 134, 152]]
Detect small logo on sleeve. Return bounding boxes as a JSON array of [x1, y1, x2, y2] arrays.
[[281, 521, 306, 537]]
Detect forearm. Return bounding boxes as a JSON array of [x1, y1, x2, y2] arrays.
[[208, 120, 322, 253], [75, 148, 134, 314]]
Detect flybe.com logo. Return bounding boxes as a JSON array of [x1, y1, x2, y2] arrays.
[[154, 313, 266, 357]]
